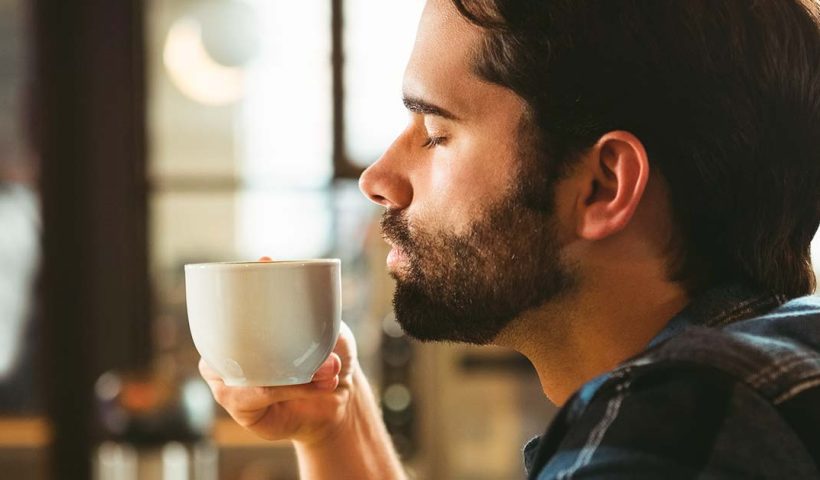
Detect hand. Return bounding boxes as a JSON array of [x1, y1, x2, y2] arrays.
[[199, 257, 361, 445]]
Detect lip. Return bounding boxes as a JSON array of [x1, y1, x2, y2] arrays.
[[387, 245, 407, 270]]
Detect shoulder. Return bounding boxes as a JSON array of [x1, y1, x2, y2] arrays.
[[535, 363, 819, 479], [532, 295, 820, 479], [624, 294, 820, 407], [724, 294, 820, 346]]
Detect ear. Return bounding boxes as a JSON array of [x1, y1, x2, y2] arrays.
[[575, 131, 650, 240]]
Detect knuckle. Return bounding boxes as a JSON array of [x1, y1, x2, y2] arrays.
[[252, 386, 269, 397], [210, 383, 232, 406], [236, 408, 269, 429]]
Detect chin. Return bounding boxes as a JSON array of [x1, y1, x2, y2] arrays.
[[391, 280, 509, 346]]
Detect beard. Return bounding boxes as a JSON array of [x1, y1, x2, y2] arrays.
[[380, 154, 578, 345]]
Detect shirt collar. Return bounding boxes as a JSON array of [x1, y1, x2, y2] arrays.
[[645, 282, 784, 350]]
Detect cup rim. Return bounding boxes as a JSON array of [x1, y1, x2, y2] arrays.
[[184, 259, 340, 269]]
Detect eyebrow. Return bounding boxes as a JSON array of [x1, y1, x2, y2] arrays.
[[402, 94, 461, 121]]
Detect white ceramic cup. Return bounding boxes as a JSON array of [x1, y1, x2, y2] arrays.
[[184, 259, 341, 387]]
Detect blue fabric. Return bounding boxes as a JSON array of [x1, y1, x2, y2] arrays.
[[524, 284, 820, 479]]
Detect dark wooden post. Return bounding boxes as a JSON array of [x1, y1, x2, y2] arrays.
[[33, 0, 149, 478]]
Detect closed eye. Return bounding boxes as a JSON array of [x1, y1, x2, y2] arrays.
[[421, 136, 447, 149]]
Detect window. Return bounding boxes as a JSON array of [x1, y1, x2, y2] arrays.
[[344, 0, 423, 166], [146, 0, 424, 476], [0, 0, 47, 476]]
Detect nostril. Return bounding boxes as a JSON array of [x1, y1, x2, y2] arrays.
[[358, 162, 411, 209]]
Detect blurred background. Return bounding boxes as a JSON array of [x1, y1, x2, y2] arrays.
[[0, 0, 818, 479]]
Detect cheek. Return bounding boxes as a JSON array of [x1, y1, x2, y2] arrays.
[[420, 141, 516, 232], [407, 165, 463, 232]]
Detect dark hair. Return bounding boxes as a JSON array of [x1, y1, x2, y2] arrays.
[[451, 0, 820, 297]]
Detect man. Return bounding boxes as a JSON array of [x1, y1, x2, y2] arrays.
[[201, 0, 820, 478]]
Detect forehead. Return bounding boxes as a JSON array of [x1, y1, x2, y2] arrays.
[[403, 0, 485, 116]]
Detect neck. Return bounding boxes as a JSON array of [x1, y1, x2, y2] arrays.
[[496, 273, 689, 406]]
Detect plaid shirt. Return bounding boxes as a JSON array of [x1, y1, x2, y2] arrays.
[[524, 284, 820, 479]]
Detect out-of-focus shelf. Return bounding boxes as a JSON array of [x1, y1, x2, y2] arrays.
[[0, 417, 51, 447], [212, 417, 292, 448], [0, 417, 291, 450]]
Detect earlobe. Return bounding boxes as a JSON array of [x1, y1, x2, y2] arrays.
[[577, 131, 650, 240]]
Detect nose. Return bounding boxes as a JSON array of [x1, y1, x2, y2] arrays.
[[358, 136, 413, 210]]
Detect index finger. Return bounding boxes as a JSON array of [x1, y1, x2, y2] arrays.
[[198, 357, 223, 382], [197, 358, 339, 410], [198, 355, 340, 383]]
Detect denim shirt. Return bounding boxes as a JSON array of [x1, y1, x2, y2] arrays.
[[523, 284, 820, 479]]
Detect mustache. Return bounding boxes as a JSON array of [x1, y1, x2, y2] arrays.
[[380, 209, 414, 249]]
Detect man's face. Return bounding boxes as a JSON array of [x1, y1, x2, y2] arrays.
[[359, 0, 576, 345]]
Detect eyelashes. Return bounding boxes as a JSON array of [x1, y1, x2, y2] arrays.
[[421, 135, 447, 149]]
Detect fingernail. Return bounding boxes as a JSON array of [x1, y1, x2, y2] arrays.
[[314, 377, 337, 391], [315, 357, 338, 377], [311, 370, 328, 383]]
